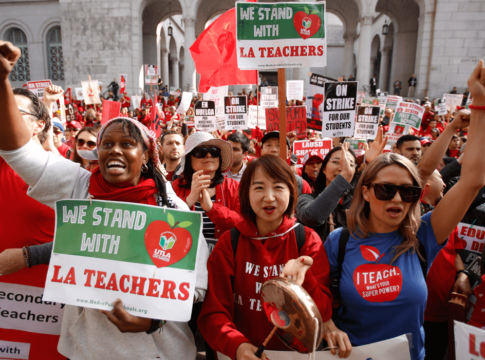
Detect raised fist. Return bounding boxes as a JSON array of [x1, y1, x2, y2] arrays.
[[0, 41, 21, 79]]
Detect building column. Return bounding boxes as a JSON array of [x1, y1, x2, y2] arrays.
[[342, 32, 355, 79], [379, 46, 391, 91], [183, 16, 196, 92], [356, 15, 373, 92], [161, 49, 169, 87], [370, 56, 377, 78], [172, 58, 180, 88]]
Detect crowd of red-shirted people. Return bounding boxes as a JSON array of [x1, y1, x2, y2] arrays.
[[1, 37, 485, 360]]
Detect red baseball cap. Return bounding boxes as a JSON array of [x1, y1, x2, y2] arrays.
[[303, 150, 324, 166], [420, 138, 432, 146], [66, 121, 82, 130]]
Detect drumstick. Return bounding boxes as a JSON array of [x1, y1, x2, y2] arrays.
[[254, 326, 277, 358]]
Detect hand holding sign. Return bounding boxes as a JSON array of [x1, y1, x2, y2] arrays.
[[100, 298, 152, 333]]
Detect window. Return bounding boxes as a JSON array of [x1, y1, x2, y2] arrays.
[[47, 26, 64, 81], [5, 27, 30, 82]]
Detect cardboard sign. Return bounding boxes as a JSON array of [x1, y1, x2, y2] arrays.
[[236, 2, 327, 69], [81, 80, 101, 105], [454, 321, 485, 360], [265, 106, 307, 137], [321, 81, 358, 138], [131, 95, 141, 110], [224, 96, 248, 130], [393, 101, 425, 130], [170, 87, 182, 96], [345, 138, 366, 157], [177, 92, 193, 114], [444, 93, 464, 112], [145, 65, 157, 85], [75, 87, 84, 101], [248, 105, 266, 129], [27, 80, 52, 102], [260, 87, 278, 108], [194, 101, 217, 132], [355, 106, 380, 139], [385, 95, 402, 111], [101, 100, 121, 125], [43, 200, 202, 321], [203, 86, 228, 129], [120, 74, 127, 95], [287, 80, 304, 101], [306, 73, 329, 131], [293, 139, 331, 167], [434, 98, 447, 116]]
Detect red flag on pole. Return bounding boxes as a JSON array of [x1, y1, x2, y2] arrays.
[[101, 100, 121, 125], [148, 93, 163, 138], [190, 7, 257, 93]]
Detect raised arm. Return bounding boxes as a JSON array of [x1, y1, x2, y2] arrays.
[[0, 41, 31, 150], [431, 60, 485, 244]]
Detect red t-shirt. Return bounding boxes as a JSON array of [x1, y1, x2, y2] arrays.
[[57, 142, 71, 158], [0, 158, 63, 359], [121, 96, 131, 108], [448, 149, 459, 158], [140, 98, 153, 109], [166, 171, 175, 181]]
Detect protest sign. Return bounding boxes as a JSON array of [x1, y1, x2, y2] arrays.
[[260, 87, 278, 108], [357, 91, 366, 104], [43, 200, 202, 321], [203, 86, 227, 127], [194, 101, 217, 132], [287, 80, 303, 101], [378, 93, 388, 106], [218, 335, 410, 360], [224, 96, 248, 130], [345, 138, 366, 157], [321, 81, 357, 138], [66, 104, 76, 122], [266, 106, 307, 137], [177, 92, 193, 114], [385, 95, 402, 111], [131, 95, 141, 110], [145, 65, 157, 85], [64, 87, 72, 104], [236, 2, 326, 69], [444, 93, 464, 112], [81, 80, 101, 105], [248, 105, 266, 129], [120, 74, 127, 94], [456, 222, 485, 268], [170, 87, 182, 96], [185, 115, 195, 127], [101, 100, 121, 125], [455, 321, 485, 360], [434, 98, 447, 116], [293, 139, 331, 167], [392, 101, 425, 130], [384, 131, 404, 151], [306, 73, 326, 131], [27, 80, 52, 102], [75, 87, 84, 101], [355, 106, 380, 139]]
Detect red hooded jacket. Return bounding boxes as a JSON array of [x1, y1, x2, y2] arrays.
[[171, 177, 241, 240], [198, 216, 333, 360]]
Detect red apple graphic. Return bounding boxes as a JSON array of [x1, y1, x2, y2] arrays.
[[352, 245, 403, 302], [144, 213, 193, 268], [293, 7, 322, 40]]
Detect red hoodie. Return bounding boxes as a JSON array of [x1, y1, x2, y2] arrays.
[[198, 216, 333, 360]]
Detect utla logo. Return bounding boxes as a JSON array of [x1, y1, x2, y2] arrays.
[[293, 7, 321, 40], [352, 245, 403, 303], [144, 213, 193, 267]]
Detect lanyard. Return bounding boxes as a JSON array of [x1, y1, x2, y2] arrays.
[[249, 223, 300, 241]]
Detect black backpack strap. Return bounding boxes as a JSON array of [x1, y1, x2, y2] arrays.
[[230, 228, 240, 258], [418, 240, 427, 279], [294, 223, 305, 254], [337, 228, 351, 276]]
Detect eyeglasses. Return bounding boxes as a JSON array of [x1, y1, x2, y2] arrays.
[[369, 183, 422, 203], [191, 147, 221, 159], [76, 139, 97, 148], [66, 128, 79, 132], [19, 108, 39, 119], [53, 129, 63, 135]]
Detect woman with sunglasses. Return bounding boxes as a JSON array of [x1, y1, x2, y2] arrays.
[[318, 61, 485, 360], [69, 127, 99, 170]]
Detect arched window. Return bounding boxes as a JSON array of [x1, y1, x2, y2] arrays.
[[5, 27, 30, 82], [46, 26, 64, 81]]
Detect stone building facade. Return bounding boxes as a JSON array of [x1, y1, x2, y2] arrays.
[[1, 0, 484, 99]]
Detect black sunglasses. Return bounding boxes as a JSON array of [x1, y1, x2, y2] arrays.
[[76, 139, 97, 148], [369, 183, 422, 203], [192, 147, 221, 159]]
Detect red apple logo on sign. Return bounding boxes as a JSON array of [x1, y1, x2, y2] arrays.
[[144, 212, 193, 268], [293, 7, 321, 40], [352, 245, 403, 302]]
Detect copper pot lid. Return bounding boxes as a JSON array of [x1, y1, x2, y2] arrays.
[[261, 277, 324, 353]]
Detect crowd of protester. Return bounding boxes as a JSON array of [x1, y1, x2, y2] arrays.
[[1, 38, 485, 360]]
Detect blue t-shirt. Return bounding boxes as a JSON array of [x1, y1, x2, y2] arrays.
[[324, 212, 445, 360]]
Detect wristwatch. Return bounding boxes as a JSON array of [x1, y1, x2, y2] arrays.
[[456, 269, 471, 281], [146, 319, 166, 335]]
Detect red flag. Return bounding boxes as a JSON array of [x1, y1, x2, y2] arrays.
[[190, 7, 257, 93], [101, 100, 121, 125], [148, 93, 162, 138]]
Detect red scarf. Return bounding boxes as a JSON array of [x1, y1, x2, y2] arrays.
[[89, 168, 158, 205]]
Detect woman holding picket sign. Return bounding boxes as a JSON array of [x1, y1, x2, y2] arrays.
[[0, 40, 208, 360]]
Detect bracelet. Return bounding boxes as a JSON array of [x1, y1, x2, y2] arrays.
[[146, 319, 166, 334], [469, 105, 485, 110], [456, 269, 471, 280], [22, 246, 32, 268]]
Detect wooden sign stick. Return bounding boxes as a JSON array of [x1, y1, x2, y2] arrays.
[[278, 68, 287, 160]]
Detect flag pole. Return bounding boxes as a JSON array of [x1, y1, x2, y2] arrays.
[[278, 68, 286, 161]]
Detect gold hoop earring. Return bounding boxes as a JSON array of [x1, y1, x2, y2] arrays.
[[141, 164, 148, 173]]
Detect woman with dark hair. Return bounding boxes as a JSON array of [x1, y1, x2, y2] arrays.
[[0, 43, 209, 359], [68, 127, 98, 170], [198, 155, 334, 360], [296, 143, 358, 241], [171, 132, 240, 253], [301, 151, 323, 190]]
